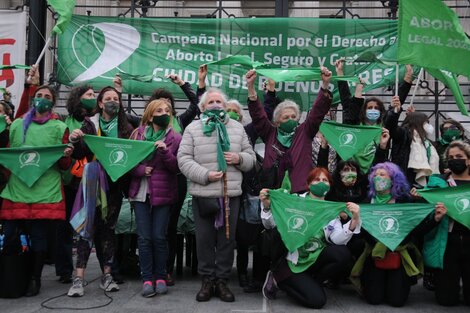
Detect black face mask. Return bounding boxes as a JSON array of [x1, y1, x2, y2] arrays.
[[152, 114, 170, 128], [447, 159, 468, 175]]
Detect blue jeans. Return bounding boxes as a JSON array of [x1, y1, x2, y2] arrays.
[[134, 200, 170, 281]]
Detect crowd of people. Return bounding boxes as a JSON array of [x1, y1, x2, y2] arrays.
[[0, 59, 468, 309]]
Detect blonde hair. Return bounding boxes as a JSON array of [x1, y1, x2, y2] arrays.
[[141, 99, 173, 126]]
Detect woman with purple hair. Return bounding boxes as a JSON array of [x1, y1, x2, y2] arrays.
[[354, 162, 446, 307]]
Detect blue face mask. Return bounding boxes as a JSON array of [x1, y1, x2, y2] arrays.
[[366, 109, 380, 122]]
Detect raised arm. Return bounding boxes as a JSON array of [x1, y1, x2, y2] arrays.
[[246, 70, 276, 142], [167, 74, 200, 130]]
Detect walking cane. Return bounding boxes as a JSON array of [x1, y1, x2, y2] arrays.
[[223, 172, 230, 239]]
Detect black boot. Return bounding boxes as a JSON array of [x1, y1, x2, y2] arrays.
[[196, 276, 214, 302], [25, 278, 41, 297], [25, 251, 46, 297], [215, 279, 235, 302]]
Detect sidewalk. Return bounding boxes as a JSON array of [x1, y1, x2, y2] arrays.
[[1, 252, 468, 313]]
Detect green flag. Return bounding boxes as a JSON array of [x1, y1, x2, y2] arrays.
[[425, 68, 469, 116], [419, 185, 470, 230], [206, 55, 265, 68], [47, 0, 76, 35], [319, 121, 382, 161], [0, 115, 6, 133], [83, 135, 155, 182], [256, 68, 360, 84], [269, 189, 345, 252], [0, 64, 31, 70], [119, 71, 165, 83], [359, 203, 435, 251], [398, 0, 470, 78], [0, 144, 67, 187]]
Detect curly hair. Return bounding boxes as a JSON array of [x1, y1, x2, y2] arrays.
[[359, 97, 385, 125], [148, 88, 177, 116], [66, 85, 94, 117], [97, 86, 132, 138], [368, 162, 410, 200]]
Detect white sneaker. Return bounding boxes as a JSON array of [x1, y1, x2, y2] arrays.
[[100, 273, 119, 292], [67, 277, 84, 297]]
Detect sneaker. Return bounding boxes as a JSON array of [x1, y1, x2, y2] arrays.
[[67, 277, 84, 297], [141, 281, 156, 298], [262, 271, 279, 300], [155, 279, 168, 295], [100, 273, 120, 292]]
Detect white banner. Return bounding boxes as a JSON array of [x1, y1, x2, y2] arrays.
[[0, 10, 27, 109]]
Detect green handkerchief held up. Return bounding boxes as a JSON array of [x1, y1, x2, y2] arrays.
[[0, 144, 67, 187], [358, 203, 435, 251], [83, 135, 156, 182], [419, 184, 470, 230], [320, 121, 382, 162]]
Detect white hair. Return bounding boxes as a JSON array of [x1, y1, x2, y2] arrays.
[[226, 99, 242, 112], [198, 87, 228, 111], [272, 100, 300, 124]]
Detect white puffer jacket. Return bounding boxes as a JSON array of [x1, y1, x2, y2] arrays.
[[177, 118, 255, 198]]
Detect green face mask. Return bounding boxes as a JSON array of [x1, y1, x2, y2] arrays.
[[340, 171, 358, 185], [227, 111, 240, 121], [279, 119, 298, 133], [309, 182, 330, 197], [442, 129, 461, 143], [80, 98, 97, 111], [374, 176, 392, 193], [32, 97, 53, 113]]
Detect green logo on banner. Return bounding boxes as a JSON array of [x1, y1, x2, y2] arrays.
[[288, 215, 308, 235], [455, 197, 470, 214], [109, 148, 128, 166], [339, 132, 357, 147], [379, 216, 399, 234], [19, 151, 41, 167]]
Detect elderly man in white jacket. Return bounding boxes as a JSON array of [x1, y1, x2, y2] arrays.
[[177, 87, 256, 303]]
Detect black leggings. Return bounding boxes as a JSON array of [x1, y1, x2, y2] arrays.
[[434, 233, 470, 306], [277, 245, 352, 309], [361, 256, 411, 307]]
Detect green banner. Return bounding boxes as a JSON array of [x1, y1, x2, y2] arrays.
[[83, 135, 155, 182], [269, 189, 345, 252], [0, 64, 30, 70], [398, 0, 470, 78], [419, 185, 470, 230], [319, 121, 382, 161], [359, 203, 435, 251], [0, 144, 67, 187], [57, 15, 403, 110]]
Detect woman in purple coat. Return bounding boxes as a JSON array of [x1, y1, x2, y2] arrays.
[[128, 99, 182, 297]]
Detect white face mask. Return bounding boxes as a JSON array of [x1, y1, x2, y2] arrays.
[[423, 123, 434, 137]]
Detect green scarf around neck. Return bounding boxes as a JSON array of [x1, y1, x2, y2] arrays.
[[145, 125, 166, 142], [374, 193, 392, 204], [276, 128, 296, 148], [99, 116, 118, 138], [201, 110, 230, 172]]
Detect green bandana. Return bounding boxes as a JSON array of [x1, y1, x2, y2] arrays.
[[0, 144, 67, 187], [277, 120, 298, 148], [171, 118, 182, 134], [145, 125, 166, 142], [373, 193, 392, 204], [419, 184, 470, 230], [33, 97, 53, 114], [99, 116, 118, 138], [0, 115, 6, 133], [83, 135, 156, 182], [320, 121, 382, 173], [64, 116, 83, 132], [201, 110, 230, 172]]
